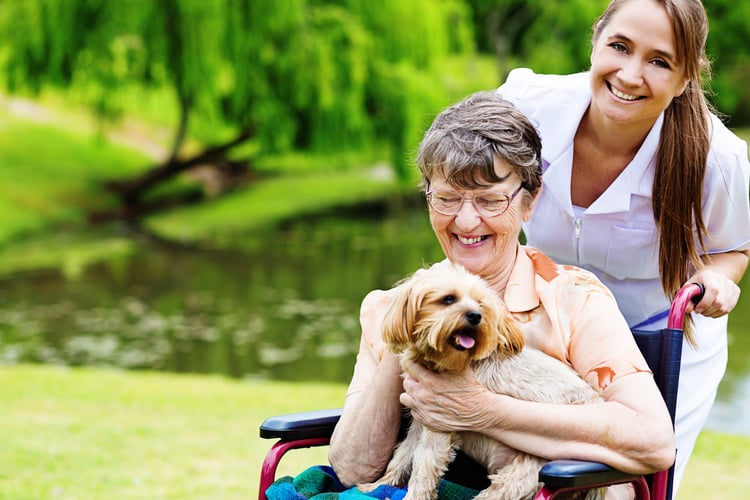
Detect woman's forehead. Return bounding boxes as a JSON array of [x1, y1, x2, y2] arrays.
[[431, 170, 518, 190]]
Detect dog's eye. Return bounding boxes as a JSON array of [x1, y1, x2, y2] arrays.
[[441, 294, 457, 305]]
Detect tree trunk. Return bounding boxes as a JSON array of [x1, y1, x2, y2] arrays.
[[106, 126, 255, 204]]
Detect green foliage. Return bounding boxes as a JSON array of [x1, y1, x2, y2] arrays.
[[519, 0, 609, 74], [0, 0, 491, 182], [467, 0, 610, 78], [704, 0, 750, 120], [230, 1, 375, 153], [0, 0, 746, 210]]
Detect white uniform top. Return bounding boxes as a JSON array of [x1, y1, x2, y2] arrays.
[[497, 68, 750, 330], [497, 68, 750, 491]]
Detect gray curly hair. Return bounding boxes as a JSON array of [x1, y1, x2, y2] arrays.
[[416, 91, 542, 198]]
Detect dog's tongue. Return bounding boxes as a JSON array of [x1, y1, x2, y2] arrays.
[[456, 334, 475, 349]]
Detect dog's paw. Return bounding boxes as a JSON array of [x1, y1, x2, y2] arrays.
[[403, 488, 439, 500], [356, 479, 392, 493], [356, 482, 377, 493]]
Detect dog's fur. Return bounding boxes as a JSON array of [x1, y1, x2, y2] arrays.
[[359, 261, 604, 500]]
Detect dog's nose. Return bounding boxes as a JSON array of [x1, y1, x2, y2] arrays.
[[465, 311, 482, 326]]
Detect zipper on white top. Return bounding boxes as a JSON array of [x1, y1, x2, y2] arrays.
[[574, 217, 582, 265]]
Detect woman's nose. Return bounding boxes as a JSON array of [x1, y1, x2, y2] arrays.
[[618, 58, 644, 87], [454, 199, 482, 229]]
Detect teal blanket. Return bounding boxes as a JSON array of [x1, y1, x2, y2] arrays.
[[265, 465, 480, 500]]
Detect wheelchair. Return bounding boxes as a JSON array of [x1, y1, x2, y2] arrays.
[[259, 283, 704, 500]]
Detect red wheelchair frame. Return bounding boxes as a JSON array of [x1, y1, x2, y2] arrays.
[[259, 283, 704, 500]]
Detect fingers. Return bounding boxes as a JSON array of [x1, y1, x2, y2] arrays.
[[399, 373, 440, 429], [399, 364, 423, 410], [399, 362, 484, 431], [398, 390, 412, 409], [686, 270, 741, 318]]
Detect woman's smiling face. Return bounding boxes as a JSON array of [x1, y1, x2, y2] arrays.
[[589, 0, 688, 130], [428, 157, 531, 278]]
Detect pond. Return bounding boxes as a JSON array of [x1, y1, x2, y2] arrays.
[[2, 206, 749, 436]]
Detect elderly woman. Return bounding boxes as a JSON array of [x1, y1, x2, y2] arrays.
[[327, 92, 675, 498]]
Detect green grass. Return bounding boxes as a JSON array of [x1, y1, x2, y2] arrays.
[[0, 107, 151, 244], [2, 364, 346, 499], [2, 364, 748, 499], [143, 168, 405, 244], [681, 430, 750, 499]]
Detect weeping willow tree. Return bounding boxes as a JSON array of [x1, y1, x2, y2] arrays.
[[467, 0, 609, 82], [0, 0, 476, 217]]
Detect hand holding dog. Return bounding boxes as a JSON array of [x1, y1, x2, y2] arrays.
[[400, 360, 496, 433]]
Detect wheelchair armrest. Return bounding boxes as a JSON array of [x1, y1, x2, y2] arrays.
[[539, 460, 641, 489], [259, 408, 342, 442]]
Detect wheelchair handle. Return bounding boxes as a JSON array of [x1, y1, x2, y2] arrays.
[[667, 283, 705, 330]]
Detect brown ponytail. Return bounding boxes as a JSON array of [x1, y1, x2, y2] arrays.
[[654, 81, 711, 346]]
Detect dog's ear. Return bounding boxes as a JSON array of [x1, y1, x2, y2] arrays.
[[496, 308, 525, 354], [481, 292, 525, 355], [382, 278, 423, 351]]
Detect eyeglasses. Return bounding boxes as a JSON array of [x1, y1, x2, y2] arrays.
[[426, 185, 524, 217]]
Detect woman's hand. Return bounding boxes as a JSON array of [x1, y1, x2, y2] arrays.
[[398, 360, 499, 433], [685, 268, 741, 317]]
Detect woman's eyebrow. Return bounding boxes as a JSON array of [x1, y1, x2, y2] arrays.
[[608, 33, 677, 63]]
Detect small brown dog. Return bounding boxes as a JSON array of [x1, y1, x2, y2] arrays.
[[359, 261, 604, 500]]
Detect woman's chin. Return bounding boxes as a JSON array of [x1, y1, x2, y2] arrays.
[[450, 256, 486, 276]]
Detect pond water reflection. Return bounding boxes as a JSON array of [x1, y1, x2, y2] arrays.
[[1, 207, 749, 435]]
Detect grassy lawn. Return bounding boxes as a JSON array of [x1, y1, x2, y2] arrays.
[[0, 106, 150, 245], [3, 364, 346, 499], [142, 167, 404, 245], [2, 364, 749, 499]]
